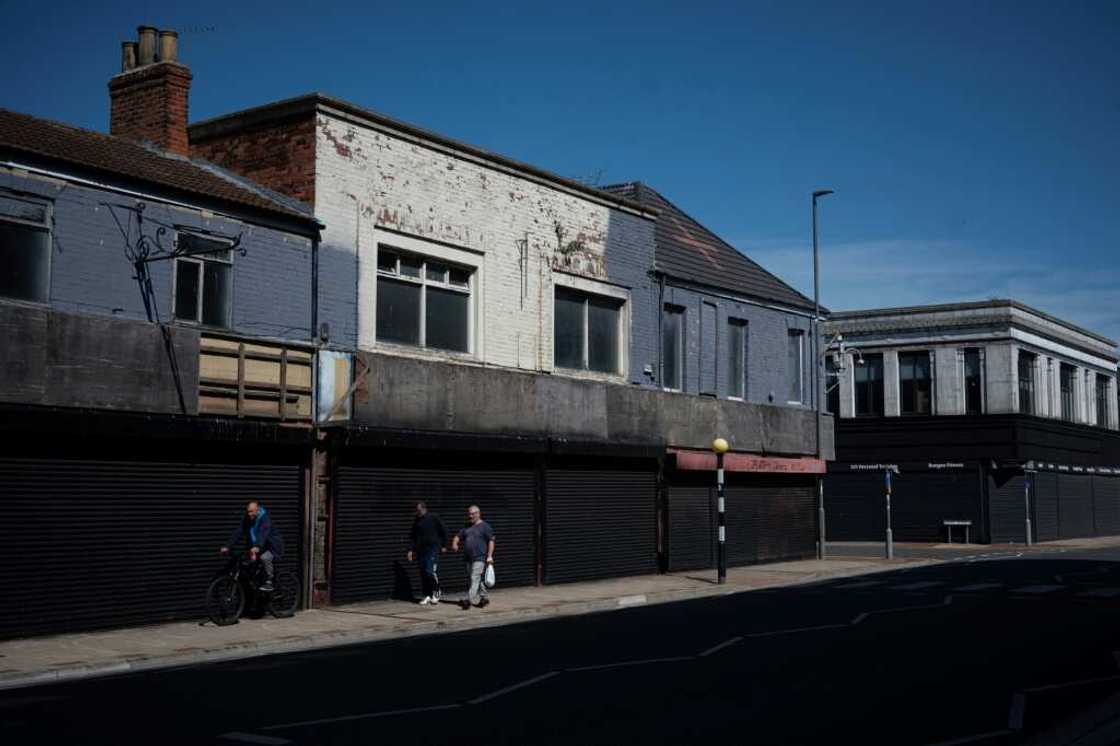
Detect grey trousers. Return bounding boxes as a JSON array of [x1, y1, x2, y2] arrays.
[[467, 561, 489, 605], [259, 550, 275, 583]]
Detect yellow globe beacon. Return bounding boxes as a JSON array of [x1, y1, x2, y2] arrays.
[[711, 437, 730, 454]]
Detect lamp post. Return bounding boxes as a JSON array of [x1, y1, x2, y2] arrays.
[[812, 189, 833, 560], [713, 437, 729, 584]]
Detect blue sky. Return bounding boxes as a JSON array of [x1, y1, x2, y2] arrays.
[[2, 0, 1118, 341]]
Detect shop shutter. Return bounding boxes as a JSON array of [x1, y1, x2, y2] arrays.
[[823, 472, 885, 541], [332, 467, 536, 604], [724, 475, 815, 566], [0, 458, 302, 640], [1093, 475, 1120, 537], [667, 480, 713, 572], [1058, 474, 1094, 539], [544, 470, 657, 584], [1033, 472, 1059, 542], [988, 472, 1027, 543]]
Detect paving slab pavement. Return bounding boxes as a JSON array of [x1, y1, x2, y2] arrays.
[[0, 556, 932, 691]]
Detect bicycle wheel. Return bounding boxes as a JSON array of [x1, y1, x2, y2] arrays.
[[269, 570, 300, 619], [206, 576, 244, 626]]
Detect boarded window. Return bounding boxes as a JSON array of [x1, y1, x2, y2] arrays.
[[662, 304, 684, 390], [375, 246, 472, 353], [554, 287, 623, 374], [728, 319, 747, 399], [0, 194, 51, 303], [173, 233, 232, 328]]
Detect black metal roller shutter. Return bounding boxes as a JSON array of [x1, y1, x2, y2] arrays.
[[0, 458, 302, 640], [823, 472, 885, 541], [544, 470, 657, 584], [667, 481, 713, 572], [988, 472, 1027, 543], [1094, 476, 1120, 537], [724, 475, 815, 566], [1033, 472, 1059, 542], [892, 472, 981, 543], [333, 467, 536, 604], [1058, 474, 1094, 539]]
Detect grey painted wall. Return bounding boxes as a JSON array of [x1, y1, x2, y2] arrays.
[[604, 209, 658, 388], [0, 168, 315, 344]]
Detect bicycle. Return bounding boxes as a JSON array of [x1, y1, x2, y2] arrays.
[[205, 553, 299, 626]]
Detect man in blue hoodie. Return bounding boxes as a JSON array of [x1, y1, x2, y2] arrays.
[[220, 501, 284, 592]]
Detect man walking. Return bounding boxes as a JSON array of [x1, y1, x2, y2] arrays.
[[406, 501, 448, 606], [220, 500, 284, 592], [451, 504, 495, 609]]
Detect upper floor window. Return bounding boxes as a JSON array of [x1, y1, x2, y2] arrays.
[[376, 247, 472, 353], [1018, 352, 1037, 415], [173, 232, 232, 328], [1059, 363, 1075, 421], [662, 304, 685, 391], [0, 193, 51, 303], [899, 351, 933, 415], [963, 348, 983, 415], [727, 318, 747, 399], [787, 329, 805, 404], [1097, 374, 1112, 427], [855, 353, 884, 417], [554, 287, 623, 374], [825, 355, 840, 416]]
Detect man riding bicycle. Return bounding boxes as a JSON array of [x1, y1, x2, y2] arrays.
[[220, 501, 285, 592]]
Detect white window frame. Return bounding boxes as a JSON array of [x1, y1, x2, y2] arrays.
[[375, 244, 475, 354], [662, 303, 686, 392], [787, 329, 805, 404], [0, 192, 52, 304], [171, 231, 234, 328]]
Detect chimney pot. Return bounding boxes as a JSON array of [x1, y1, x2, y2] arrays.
[[158, 30, 178, 63], [137, 25, 157, 65], [121, 41, 137, 72]]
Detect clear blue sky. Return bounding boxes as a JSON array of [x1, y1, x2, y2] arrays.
[[3, 0, 1118, 342]]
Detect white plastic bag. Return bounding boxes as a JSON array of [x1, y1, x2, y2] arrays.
[[483, 562, 496, 588]]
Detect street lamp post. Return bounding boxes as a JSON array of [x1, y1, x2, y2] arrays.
[[812, 189, 833, 560], [713, 437, 729, 584]]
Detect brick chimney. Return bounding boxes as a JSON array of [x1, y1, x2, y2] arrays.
[[109, 26, 192, 156]]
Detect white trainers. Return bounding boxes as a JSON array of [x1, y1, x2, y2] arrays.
[[419, 596, 432, 606]]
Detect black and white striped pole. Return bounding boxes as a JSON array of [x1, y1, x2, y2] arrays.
[[713, 437, 729, 584], [885, 467, 894, 560]]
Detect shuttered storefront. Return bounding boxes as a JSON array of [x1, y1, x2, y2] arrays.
[[544, 469, 658, 584], [1033, 472, 1060, 542], [332, 466, 536, 604], [724, 475, 816, 565], [822, 471, 885, 541], [666, 479, 713, 572], [1057, 474, 1095, 539], [0, 457, 303, 640], [1094, 475, 1120, 537], [989, 472, 1027, 543]]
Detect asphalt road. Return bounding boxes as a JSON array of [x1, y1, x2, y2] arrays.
[[4, 548, 1120, 745]]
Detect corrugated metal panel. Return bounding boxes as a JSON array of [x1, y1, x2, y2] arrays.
[[724, 475, 815, 566], [333, 467, 536, 604], [544, 470, 657, 584], [823, 472, 886, 541], [1093, 476, 1120, 537], [1058, 474, 1094, 539], [0, 458, 302, 640], [989, 472, 1027, 543], [667, 481, 713, 572], [1033, 472, 1059, 542]]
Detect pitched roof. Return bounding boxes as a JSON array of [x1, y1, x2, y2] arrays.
[[603, 182, 817, 312], [0, 108, 317, 226]]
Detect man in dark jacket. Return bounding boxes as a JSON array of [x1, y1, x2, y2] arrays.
[[406, 501, 448, 605], [221, 501, 284, 592]]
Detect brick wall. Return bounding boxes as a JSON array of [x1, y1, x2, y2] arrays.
[[108, 62, 192, 157], [0, 166, 314, 343]]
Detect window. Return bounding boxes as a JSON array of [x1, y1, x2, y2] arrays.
[[1059, 363, 1075, 421], [376, 247, 472, 353], [662, 304, 685, 390], [787, 330, 805, 403], [964, 348, 983, 415], [727, 319, 747, 399], [1097, 374, 1111, 427], [553, 287, 623, 374], [173, 233, 232, 328], [1018, 352, 1037, 415], [855, 353, 884, 417], [825, 355, 840, 416], [0, 193, 51, 303], [899, 351, 933, 415]]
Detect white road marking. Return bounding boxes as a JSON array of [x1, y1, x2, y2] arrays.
[[836, 580, 883, 589], [699, 637, 742, 657], [469, 671, 559, 704], [744, 623, 849, 638], [1011, 585, 1064, 594], [850, 613, 868, 625], [219, 733, 293, 745], [892, 581, 943, 591], [1076, 587, 1120, 598], [953, 583, 1004, 592], [924, 729, 1016, 746], [263, 703, 461, 731], [567, 656, 694, 673], [617, 594, 647, 607]]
